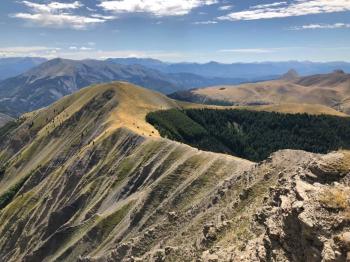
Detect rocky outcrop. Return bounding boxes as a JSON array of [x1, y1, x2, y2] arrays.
[[208, 151, 350, 262]]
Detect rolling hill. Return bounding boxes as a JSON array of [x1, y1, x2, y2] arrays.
[[0, 58, 248, 116], [170, 70, 350, 115], [0, 82, 349, 261]]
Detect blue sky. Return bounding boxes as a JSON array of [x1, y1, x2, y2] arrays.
[[0, 0, 350, 62]]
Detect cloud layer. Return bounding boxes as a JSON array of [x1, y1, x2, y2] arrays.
[[99, 0, 217, 16], [219, 0, 350, 21], [12, 1, 110, 29], [291, 23, 350, 30]]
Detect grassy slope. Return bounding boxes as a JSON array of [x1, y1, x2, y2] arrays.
[[0, 81, 348, 261], [0, 82, 253, 261], [184, 74, 350, 116]]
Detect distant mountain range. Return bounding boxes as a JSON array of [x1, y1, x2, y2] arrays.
[[107, 58, 350, 79], [0, 58, 244, 116], [1, 57, 350, 81], [0, 57, 47, 80], [1, 57, 350, 116]]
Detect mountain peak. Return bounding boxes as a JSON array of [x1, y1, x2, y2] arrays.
[[333, 69, 345, 74], [281, 69, 299, 81]]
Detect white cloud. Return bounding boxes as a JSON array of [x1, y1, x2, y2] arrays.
[[12, 1, 113, 29], [0, 46, 186, 61], [290, 23, 350, 30], [250, 2, 287, 9], [80, 46, 93, 50], [21, 1, 83, 13], [98, 0, 218, 16], [0, 46, 60, 57], [218, 5, 233, 11], [193, 20, 218, 24], [218, 48, 274, 53], [219, 0, 350, 21], [90, 14, 118, 20], [12, 12, 107, 29]]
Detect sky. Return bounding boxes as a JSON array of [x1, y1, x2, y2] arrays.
[[0, 0, 350, 63]]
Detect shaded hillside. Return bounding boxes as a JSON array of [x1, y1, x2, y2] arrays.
[[0, 58, 179, 116], [0, 58, 246, 116], [147, 108, 350, 161], [0, 57, 46, 80], [0, 82, 349, 261], [170, 70, 350, 115], [0, 113, 13, 128]]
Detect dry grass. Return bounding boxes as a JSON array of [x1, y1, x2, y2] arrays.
[[190, 77, 350, 116], [338, 150, 350, 174], [342, 209, 350, 221], [319, 187, 350, 210]]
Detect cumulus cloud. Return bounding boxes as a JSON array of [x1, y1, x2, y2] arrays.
[[21, 1, 83, 13], [219, 0, 350, 21], [12, 1, 112, 29], [98, 0, 218, 16], [290, 23, 350, 30]]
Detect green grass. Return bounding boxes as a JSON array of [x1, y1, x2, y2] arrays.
[[0, 171, 33, 209]]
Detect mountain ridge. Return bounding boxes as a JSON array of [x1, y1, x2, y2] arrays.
[[0, 82, 349, 261], [107, 58, 350, 78], [0, 58, 247, 116]]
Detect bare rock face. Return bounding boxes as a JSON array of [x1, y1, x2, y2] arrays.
[[228, 151, 350, 262]]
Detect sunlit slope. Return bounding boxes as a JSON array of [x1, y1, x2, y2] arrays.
[[0, 82, 349, 261], [0, 82, 252, 261], [173, 70, 350, 116]]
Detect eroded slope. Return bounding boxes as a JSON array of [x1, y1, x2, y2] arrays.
[[0, 82, 349, 262]]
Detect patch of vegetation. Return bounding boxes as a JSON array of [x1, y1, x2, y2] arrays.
[[0, 172, 32, 209], [0, 119, 22, 141], [0, 166, 5, 180], [147, 109, 350, 161], [98, 203, 131, 237], [112, 158, 136, 188], [169, 92, 235, 106], [319, 187, 350, 211]]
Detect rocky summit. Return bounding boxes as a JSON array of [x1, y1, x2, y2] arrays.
[[0, 82, 349, 261]]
